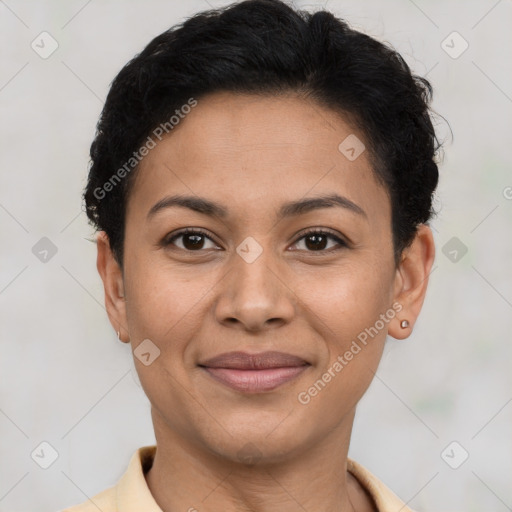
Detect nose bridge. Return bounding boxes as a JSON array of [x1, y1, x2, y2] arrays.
[[214, 235, 295, 330], [236, 243, 274, 293]]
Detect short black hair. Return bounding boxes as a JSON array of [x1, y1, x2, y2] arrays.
[[84, 0, 441, 267]]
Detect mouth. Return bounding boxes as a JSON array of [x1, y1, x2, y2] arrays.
[[198, 351, 311, 393]]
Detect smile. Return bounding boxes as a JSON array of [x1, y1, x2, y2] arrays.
[[198, 351, 311, 393]]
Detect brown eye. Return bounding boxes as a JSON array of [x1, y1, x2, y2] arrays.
[[292, 230, 347, 253], [165, 229, 219, 251], [304, 233, 328, 250], [181, 233, 206, 250]]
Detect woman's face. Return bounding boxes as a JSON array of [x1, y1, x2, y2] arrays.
[[99, 92, 432, 463]]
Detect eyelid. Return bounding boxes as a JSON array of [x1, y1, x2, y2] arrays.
[[290, 227, 349, 250]]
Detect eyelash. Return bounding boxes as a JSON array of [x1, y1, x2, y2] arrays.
[[163, 227, 348, 254]]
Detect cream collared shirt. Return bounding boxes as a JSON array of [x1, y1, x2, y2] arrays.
[[61, 445, 413, 512]]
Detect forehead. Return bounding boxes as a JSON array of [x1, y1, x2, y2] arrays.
[[126, 92, 390, 224]]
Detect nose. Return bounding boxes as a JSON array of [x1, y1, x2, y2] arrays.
[[213, 244, 296, 332]]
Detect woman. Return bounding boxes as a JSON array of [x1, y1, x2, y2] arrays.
[[64, 0, 439, 510]]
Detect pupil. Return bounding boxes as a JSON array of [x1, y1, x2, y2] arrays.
[[184, 234, 203, 250], [306, 234, 327, 251]]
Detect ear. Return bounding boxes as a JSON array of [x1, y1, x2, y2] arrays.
[[96, 231, 130, 343], [388, 224, 435, 340]]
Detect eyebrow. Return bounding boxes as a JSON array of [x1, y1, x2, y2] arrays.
[[146, 193, 367, 221]]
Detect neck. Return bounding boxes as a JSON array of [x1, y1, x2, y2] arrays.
[[145, 407, 375, 512]]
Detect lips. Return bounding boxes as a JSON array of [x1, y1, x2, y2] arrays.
[[199, 351, 310, 393], [200, 351, 309, 370]]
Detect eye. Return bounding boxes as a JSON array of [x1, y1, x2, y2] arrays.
[[163, 227, 348, 253], [164, 228, 220, 251], [291, 229, 347, 253]]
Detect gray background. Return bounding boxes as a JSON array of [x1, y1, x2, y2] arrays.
[[0, 0, 511, 511]]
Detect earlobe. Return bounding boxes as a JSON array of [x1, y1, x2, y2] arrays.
[[388, 224, 435, 340], [96, 231, 130, 343]]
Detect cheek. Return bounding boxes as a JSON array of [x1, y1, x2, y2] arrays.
[[295, 261, 392, 393], [299, 260, 394, 339], [123, 256, 220, 343], [122, 260, 210, 425]]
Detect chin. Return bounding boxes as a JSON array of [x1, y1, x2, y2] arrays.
[[205, 435, 305, 467], [193, 412, 315, 466]]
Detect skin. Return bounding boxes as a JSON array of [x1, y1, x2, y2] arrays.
[[96, 91, 435, 512]]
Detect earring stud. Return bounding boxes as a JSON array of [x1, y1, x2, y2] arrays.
[[400, 319, 410, 329]]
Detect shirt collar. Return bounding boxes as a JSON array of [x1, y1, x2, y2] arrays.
[[116, 445, 162, 511], [347, 458, 414, 511]]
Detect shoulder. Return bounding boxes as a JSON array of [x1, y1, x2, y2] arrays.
[[347, 458, 417, 512], [59, 445, 157, 512]]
